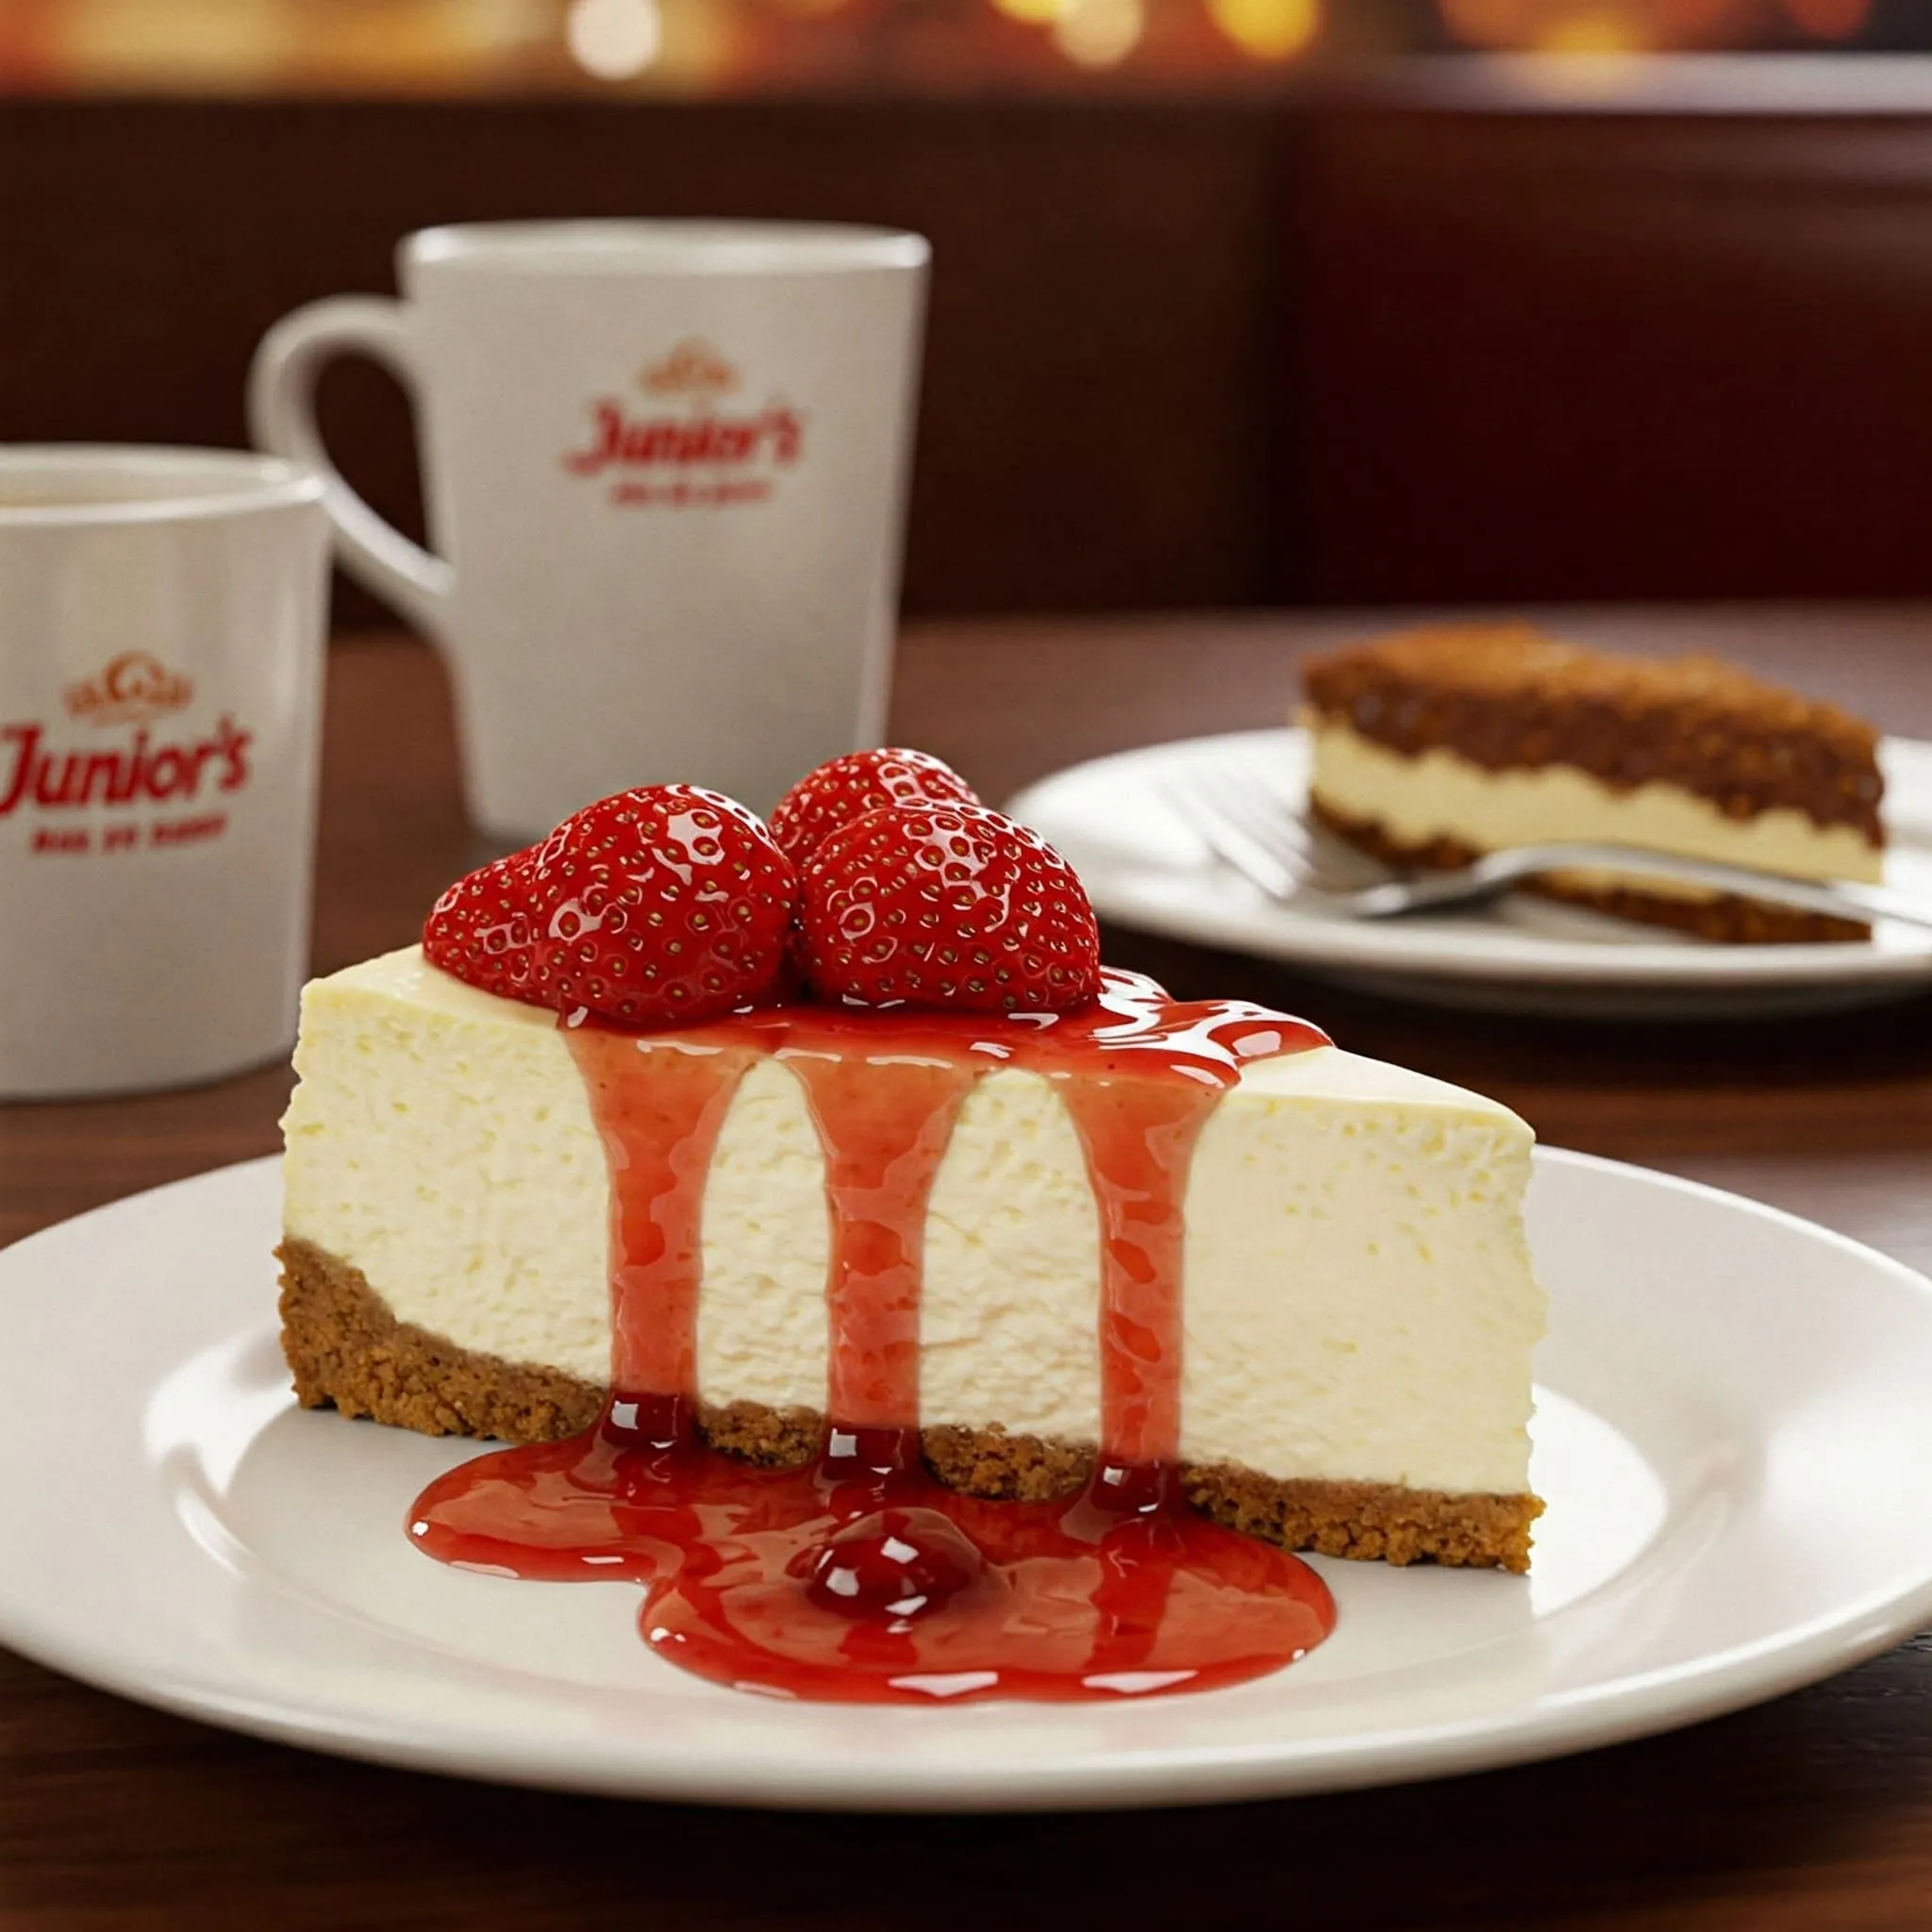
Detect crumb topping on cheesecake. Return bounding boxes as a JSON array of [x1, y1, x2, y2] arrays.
[[1303, 622, 1883, 840]]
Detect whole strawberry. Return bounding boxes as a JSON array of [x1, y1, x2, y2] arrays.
[[768, 747, 980, 866], [526, 785, 798, 1025], [423, 847, 541, 1003], [799, 801, 1101, 1013]]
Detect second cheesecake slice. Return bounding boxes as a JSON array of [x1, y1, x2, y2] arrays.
[[1302, 623, 1885, 942]]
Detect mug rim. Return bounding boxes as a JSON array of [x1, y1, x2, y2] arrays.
[[0, 446, 325, 528], [405, 219, 930, 276]]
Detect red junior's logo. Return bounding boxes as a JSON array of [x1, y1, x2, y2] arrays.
[[64, 651, 193, 724], [562, 339, 804, 508], [3, 653, 251, 842]]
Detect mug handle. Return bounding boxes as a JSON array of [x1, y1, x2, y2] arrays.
[[247, 296, 454, 641]]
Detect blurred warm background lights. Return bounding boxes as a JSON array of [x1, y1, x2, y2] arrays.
[[1051, 0, 1144, 67], [1438, 0, 1734, 53], [1208, 0, 1320, 61], [566, 0, 661, 77], [0, 0, 1906, 94], [991, 0, 1063, 25], [1437, 0, 1870, 52]]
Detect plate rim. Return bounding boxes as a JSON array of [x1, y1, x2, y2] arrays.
[[1, 1152, 1930, 1812], [1007, 727, 1932, 991]]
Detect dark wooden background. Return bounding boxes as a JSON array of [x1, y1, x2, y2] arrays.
[[10, 86, 1932, 620]]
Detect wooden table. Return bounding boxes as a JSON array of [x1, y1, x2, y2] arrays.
[[5, 609, 1931, 1928]]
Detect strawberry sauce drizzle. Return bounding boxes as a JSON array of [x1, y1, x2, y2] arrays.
[[408, 972, 1339, 1702], [785, 1052, 977, 1430], [566, 1032, 758, 1398]]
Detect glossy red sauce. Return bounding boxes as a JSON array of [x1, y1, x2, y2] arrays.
[[408, 972, 1340, 1703]]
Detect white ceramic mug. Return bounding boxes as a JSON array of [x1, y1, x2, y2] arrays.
[[249, 219, 929, 840], [0, 447, 329, 1100]]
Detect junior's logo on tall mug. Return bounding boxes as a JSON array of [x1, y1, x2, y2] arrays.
[[560, 338, 808, 510]]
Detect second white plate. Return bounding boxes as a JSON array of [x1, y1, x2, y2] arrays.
[[1008, 729, 1932, 1018], [0, 1155, 1929, 1809]]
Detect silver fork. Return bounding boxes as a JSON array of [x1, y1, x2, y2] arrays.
[[1171, 767, 1932, 932]]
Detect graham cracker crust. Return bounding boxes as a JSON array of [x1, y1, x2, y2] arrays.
[[1302, 622, 1884, 843], [278, 1236, 605, 1443], [1308, 796, 1868, 946], [278, 1235, 1541, 1573]]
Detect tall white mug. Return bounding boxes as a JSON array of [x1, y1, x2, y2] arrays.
[[249, 219, 929, 840], [0, 447, 329, 1100]]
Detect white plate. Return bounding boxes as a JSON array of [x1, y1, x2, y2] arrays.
[[1, 1155, 1929, 1811], [1008, 730, 1932, 1019]]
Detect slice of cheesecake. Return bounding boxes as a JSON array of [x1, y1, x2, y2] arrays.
[[279, 945, 1546, 1571], [1302, 623, 1885, 942]]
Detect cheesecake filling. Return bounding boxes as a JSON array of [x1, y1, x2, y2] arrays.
[[1307, 716, 1883, 898], [282, 948, 1544, 1505]]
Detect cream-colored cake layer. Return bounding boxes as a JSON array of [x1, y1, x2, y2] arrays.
[[282, 947, 1545, 1494], [1307, 717, 1883, 892]]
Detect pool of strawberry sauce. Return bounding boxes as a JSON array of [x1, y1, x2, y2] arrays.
[[408, 971, 1340, 1704]]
